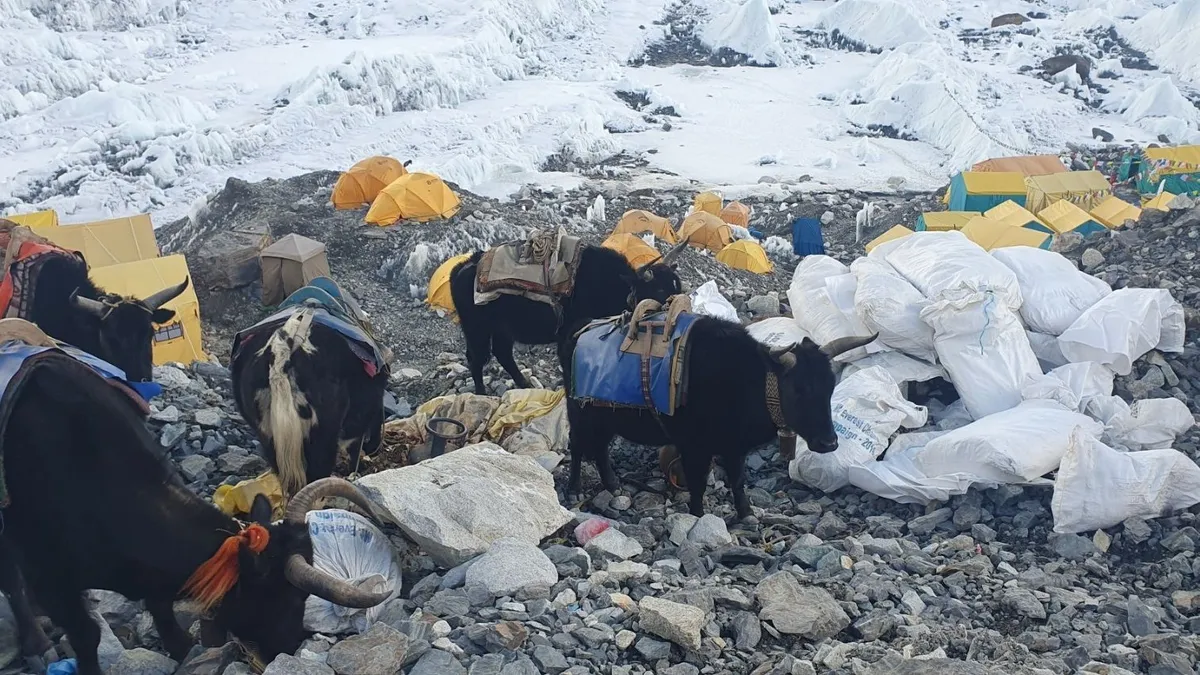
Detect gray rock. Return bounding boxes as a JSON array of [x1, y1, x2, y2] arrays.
[[1124, 517, 1153, 544], [151, 405, 182, 423], [261, 655, 334, 675], [160, 422, 187, 448], [216, 449, 266, 475], [1001, 587, 1047, 620], [107, 649, 179, 675], [731, 611, 761, 650], [1051, 533, 1096, 560], [661, 665, 699, 675], [89, 590, 141, 627], [178, 455, 215, 483], [531, 645, 568, 674], [584, 528, 643, 561], [686, 514, 732, 548], [469, 653, 504, 675], [853, 613, 895, 641], [639, 596, 706, 651], [867, 658, 988, 674], [194, 408, 224, 427], [747, 294, 780, 317], [410, 649, 467, 675], [464, 538, 558, 599], [1082, 248, 1106, 271], [425, 589, 471, 617], [1127, 595, 1157, 636], [900, 589, 926, 616], [666, 513, 699, 545], [356, 443, 573, 567], [756, 571, 849, 639], [326, 622, 408, 674], [176, 644, 241, 675], [500, 656, 539, 675], [543, 545, 591, 577], [814, 511, 848, 539], [634, 637, 672, 660], [908, 508, 952, 536]]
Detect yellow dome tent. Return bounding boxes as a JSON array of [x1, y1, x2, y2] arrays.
[[864, 225, 913, 253], [693, 191, 722, 216], [613, 210, 678, 243], [677, 212, 733, 253], [427, 253, 472, 319], [3, 209, 59, 228], [602, 233, 662, 269], [1143, 191, 1175, 211], [30, 213, 159, 268], [332, 156, 408, 210], [962, 217, 1050, 251], [366, 172, 462, 225], [1090, 195, 1141, 228], [719, 201, 751, 228], [716, 239, 773, 274], [984, 200, 1045, 230]]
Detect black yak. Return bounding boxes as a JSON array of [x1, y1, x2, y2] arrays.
[[560, 309, 876, 519], [0, 350, 391, 675], [450, 240, 686, 395], [232, 306, 389, 498]]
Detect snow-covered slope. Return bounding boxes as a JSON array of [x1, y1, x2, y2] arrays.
[[1, 0, 1198, 223]]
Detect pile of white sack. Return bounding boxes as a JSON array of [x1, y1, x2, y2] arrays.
[[741, 230, 1197, 535]]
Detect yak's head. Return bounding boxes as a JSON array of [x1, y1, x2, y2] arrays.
[[767, 334, 878, 454], [628, 240, 688, 306], [69, 277, 190, 382], [203, 478, 394, 663]]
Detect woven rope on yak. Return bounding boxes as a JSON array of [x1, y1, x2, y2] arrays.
[[182, 523, 270, 612]]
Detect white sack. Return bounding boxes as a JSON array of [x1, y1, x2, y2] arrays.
[[747, 316, 812, 348], [303, 509, 402, 634], [920, 288, 1042, 420], [787, 256, 870, 361], [847, 430, 976, 505], [909, 399, 1103, 485], [690, 280, 739, 323], [850, 257, 936, 361], [841, 351, 945, 386], [1086, 395, 1196, 451], [501, 397, 569, 472], [883, 231, 1023, 310], [930, 399, 973, 431], [1021, 363, 1114, 413], [1057, 288, 1186, 376], [1051, 427, 1200, 534], [991, 246, 1112, 335], [1028, 331, 1070, 371], [788, 366, 927, 493]]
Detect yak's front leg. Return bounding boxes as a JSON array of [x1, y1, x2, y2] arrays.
[[722, 452, 752, 521], [679, 444, 713, 517]]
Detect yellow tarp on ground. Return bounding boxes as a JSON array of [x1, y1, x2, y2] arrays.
[[31, 214, 159, 268], [962, 217, 1050, 250], [1090, 195, 1142, 228], [332, 156, 408, 209], [1143, 145, 1200, 173], [919, 212, 978, 231], [720, 201, 751, 228], [3, 209, 59, 228], [214, 472, 284, 520], [715, 239, 773, 274], [613, 210, 678, 243], [1037, 200, 1098, 235], [961, 172, 1028, 194], [865, 225, 913, 253], [678, 211, 733, 253], [693, 191, 722, 216], [972, 154, 1067, 175], [985, 201, 1044, 229], [602, 233, 662, 269], [365, 172, 461, 225], [1143, 191, 1176, 211], [427, 252, 472, 319], [88, 254, 206, 366], [1024, 170, 1112, 213]]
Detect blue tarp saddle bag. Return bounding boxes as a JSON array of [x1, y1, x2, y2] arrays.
[[571, 295, 698, 416]]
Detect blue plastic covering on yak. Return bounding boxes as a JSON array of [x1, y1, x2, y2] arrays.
[[791, 218, 825, 256], [233, 304, 386, 377], [0, 340, 159, 404], [571, 311, 698, 415]]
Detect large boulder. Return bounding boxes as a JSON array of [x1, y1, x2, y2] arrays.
[[356, 443, 573, 567]]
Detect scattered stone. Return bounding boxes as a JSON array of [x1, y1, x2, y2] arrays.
[[639, 596, 706, 651], [193, 408, 223, 427], [107, 649, 179, 675], [465, 538, 558, 599], [531, 646, 568, 674], [1081, 248, 1105, 271], [756, 571, 849, 639], [585, 528, 644, 561], [326, 623, 408, 674], [1126, 596, 1157, 637], [1051, 533, 1096, 560], [635, 637, 672, 661], [262, 655, 333, 675], [410, 649, 467, 675], [1001, 587, 1048, 620], [991, 12, 1028, 27], [686, 514, 732, 548]]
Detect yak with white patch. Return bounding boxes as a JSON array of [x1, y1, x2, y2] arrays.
[[449, 241, 687, 395], [559, 312, 876, 519], [232, 308, 388, 498], [0, 351, 391, 675]]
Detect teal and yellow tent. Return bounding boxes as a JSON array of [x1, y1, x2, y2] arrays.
[[1036, 200, 1107, 237], [1135, 146, 1200, 197], [946, 172, 1027, 211], [915, 212, 978, 231]]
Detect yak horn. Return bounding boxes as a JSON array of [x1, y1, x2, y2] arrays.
[[661, 239, 689, 265], [70, 292, 111, 318], [284, 554, 394, 608], [768, 343, 797, 371], [820, 333, 879, 359], [285, 477, 379, 524], [143, 277, 190, 310]]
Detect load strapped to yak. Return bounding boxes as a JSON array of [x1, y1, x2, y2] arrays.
[[474, 227, 584, 311]]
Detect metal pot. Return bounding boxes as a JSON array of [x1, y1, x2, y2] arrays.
[[425, 417, 468, 458]]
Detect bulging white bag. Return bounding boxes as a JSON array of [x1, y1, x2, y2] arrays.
[[1052, 427, 1200, 534], [690, 280, 739, 323], [747, 316, 812, 348], [787, 256, 871, 362], [303, 509, 402, 634], [1057, 288, 1186, 376], [841, 351, 945, 386], [850, 257, 936, 361], [920, 288, 1042, 420], [1021, 363, 1115, 413], [991, 246, 1111, 335], [882, 231, 1023, 310], [909, 399, 1103, 485], [1086, 395, 1196, 451], [847, 430, 973, 505], [788, 366, 927, 493], [1028, 331, 1069, 371]]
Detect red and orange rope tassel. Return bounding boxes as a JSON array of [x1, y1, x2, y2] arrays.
[[182, 523, 270, 612]]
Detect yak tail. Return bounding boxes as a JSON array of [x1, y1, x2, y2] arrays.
[[265, 309, 316, 498]]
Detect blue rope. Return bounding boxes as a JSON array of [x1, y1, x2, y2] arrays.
[[977, 291, 996, 353]]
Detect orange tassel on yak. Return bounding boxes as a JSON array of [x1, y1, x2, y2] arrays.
[[182, 523, 270, 612]]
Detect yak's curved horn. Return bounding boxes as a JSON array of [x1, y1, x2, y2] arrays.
[[284, 554, 394, 608], [768, 343, 797, 371], [143, 277, 190, 310], [819, 333, 879, 359], [285, 477, 378, 524], [660, 239, 689, 265], [70, 291, 111, 318]]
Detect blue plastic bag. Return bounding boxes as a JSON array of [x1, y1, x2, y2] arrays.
[[48, 659, 77, 675]]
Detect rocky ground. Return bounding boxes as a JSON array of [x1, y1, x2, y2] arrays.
[[9, 154, 1200, 675]]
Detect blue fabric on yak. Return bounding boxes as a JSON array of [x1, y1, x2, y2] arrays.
[[571, 310, 698, 416]]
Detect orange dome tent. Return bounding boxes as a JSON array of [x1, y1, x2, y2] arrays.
[[677, 211, 733, 253], [331, 156, 408, 209], [427, 252, 472, 320], [693, 191, 722, 216], [365, 172, 462, 225], [719, 201, 751, 228], [716, 239, 773, 274], [602, 233, 662, 269], [613, 210, 678, 243]]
